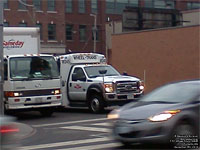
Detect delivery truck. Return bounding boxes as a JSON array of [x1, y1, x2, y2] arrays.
[[58, 53, 144, 113], [3, 27, 62, 116]]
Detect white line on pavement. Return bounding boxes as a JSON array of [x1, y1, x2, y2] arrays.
[[32, 118, 107, 127], [60, 126, 111, 133], [19, 137, 112, 150], [91, 122, 111, 126], [57, 142, 121, 150]]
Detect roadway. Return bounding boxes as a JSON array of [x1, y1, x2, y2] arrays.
[[11, 108, 173, 150]]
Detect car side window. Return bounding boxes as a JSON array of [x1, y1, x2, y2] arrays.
[[72, 68, 86, 82]]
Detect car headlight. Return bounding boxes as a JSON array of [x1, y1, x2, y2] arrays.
[[148, 110, 180, 122], [107, 109, 120, 120], [104, 83, 114, 93]]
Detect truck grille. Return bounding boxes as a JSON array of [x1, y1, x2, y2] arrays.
[[116, 81, 139, 94]]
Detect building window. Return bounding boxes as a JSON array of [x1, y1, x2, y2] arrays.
[[3, 22, 9, 27], [106, 0, 138, 14], [47, 0, 55, 11], [18, 0, 27, 10], [106, 0, 115, 14], [36, 23, 43, 40], [187, 2, 200, 10], [78, 0, 85, 13], [66, 25, 73, 40], [145, 0, 175, 9], [66, 0, 72, 13], [79, 25, 86, 41], [92, 26, 100, 41], [19, 22, 27, 27], [48, 24, 56, 40], [91, 0, 98, 14], [3, 0, 9, 9], [33, 0, 42, 11]]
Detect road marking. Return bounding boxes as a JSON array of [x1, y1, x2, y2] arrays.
[[60, 126, 110, 133], [32, 118, 107, 127], [91, 122, 111, 126], [19, 137, 112, 150], [57, 143, 121, 150]]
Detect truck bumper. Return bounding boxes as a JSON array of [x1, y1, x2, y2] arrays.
[[5, 95, 62, 110], [104, 93, 142, 107]]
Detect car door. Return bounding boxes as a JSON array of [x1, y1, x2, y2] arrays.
[[68, 67, 88, 101]]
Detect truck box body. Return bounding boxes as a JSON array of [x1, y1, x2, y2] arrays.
[[3, 27, 40, 55]]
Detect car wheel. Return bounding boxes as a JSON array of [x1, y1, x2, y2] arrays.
[[88, 94, 104, 113], [171, 123, 196, 148]]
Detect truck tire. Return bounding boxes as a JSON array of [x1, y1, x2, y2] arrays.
[[39, 108, 54, 117], [88, 94, 104, 113]]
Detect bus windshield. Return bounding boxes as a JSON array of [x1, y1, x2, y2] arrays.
[[10, 56, 59, 80]]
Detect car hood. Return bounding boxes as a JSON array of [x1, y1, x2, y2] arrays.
[[119, 101, 181, 120], [91, 75, 140, 83]]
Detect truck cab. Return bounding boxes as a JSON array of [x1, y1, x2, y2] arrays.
[[59, 53, 144, 113]]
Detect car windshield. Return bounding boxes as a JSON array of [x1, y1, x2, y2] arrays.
[[84, 65, 120, 78], [10, 56, 59, 80], [140, 83, 199, 103]]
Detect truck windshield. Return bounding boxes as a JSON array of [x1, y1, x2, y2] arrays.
[[84, 65, 120, 78], [10, 56, 59, 80]]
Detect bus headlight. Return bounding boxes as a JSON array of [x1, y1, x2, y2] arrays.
[[104, 83, 114, 93]]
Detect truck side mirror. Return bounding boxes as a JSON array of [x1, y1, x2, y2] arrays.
[[123, 71, 128, 76], [99, 70, 107, 75]]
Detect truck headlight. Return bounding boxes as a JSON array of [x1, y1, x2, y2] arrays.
[[52, 89, 61, 95], [4, 91, 23, 97], [104, 83, 114, 93], [148, 110, 180, 122]]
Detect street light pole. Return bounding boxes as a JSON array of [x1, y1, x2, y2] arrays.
[[90, 14, 97, 53], [0, 0, 4, 115]]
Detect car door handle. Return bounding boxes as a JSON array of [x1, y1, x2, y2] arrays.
[[69, 83, 72, 87]]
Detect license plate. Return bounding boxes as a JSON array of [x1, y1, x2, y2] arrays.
[[35, 98, 42, 103], [127, 94, 134, 99]]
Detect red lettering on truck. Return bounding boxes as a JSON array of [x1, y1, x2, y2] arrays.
[[3, 39, 24, 49]]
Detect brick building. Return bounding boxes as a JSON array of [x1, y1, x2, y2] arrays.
[[111, 25, 200, 93], [3, 0, 200, 55]]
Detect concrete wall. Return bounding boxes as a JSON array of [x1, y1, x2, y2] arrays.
[[111, 25, 200, 93]]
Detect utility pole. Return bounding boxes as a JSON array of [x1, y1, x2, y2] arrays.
[[0, 0, 4, 115], [90, 14, 97, 53]]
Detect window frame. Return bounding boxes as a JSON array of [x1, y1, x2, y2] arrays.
[[48, 24, 56, 41]]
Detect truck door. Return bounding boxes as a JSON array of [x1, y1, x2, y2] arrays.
[[68, 67, 87, 101]]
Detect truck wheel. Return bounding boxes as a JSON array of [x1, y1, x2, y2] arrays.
[[89, 94, 104, 113], [40, 108, 54, 117]]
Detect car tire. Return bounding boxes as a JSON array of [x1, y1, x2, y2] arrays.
[[88, 94, 104, 113]]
